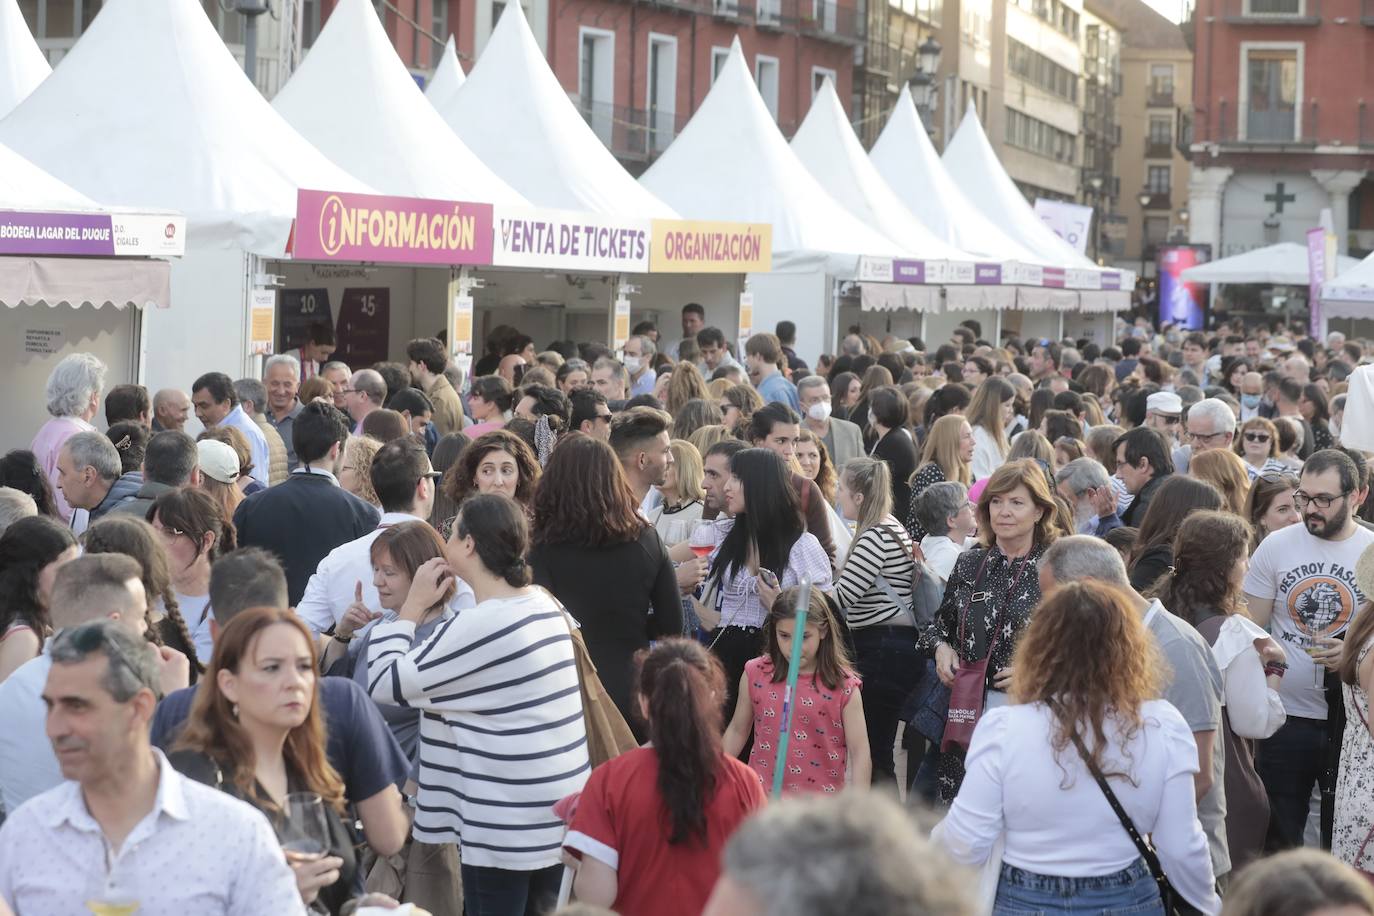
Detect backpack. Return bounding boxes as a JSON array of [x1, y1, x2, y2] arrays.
[[872, 524, 943, 629]]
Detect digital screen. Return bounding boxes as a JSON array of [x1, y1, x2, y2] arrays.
[[1157, 245, 1211, 330]]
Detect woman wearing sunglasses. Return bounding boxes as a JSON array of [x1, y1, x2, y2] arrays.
[[1234, 417, 1290, 477]]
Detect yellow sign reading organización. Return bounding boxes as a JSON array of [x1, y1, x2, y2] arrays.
[[649, 221, 772, 273]]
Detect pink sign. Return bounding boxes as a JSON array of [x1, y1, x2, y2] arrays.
[[294, 189, 493, 266]]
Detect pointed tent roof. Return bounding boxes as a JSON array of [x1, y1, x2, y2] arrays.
[[0, 141, 98, 210], [640, 40, 905, 272], [1182, 241, 1358, 286], [942, 107, 1098, 269], [424, 35, 465, 112], [870, 87, 1038, 263], [790, 79, 975, 263], [0, 0, 370, 254], [273, 0, 524, 205], [432, 2, 675, 218], [0, 0, 50, 119]]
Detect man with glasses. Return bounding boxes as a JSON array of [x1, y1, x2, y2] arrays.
[[1114, 427, 1174, 528], [0, 619, 301, 914], [1243, 449, 1374, 851], [296, 438, 475, 639], [1174, 397, 1237, 476], [570, 388, 613, 441], [1143, 390, 1184, 444]]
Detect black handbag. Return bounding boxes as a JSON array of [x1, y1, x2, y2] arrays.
[[901, 657, 951, 743], [1052, 702, 1203, 916]]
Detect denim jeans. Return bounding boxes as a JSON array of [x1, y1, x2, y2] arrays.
[[1255, 715, 1330, 852], [851, 625, 925, 789], [994, 859, 1164, 915], [459, 863, 562, 916]]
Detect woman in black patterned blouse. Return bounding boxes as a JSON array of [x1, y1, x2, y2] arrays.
[[904, 415, 974, 542], [929, 459, 1064, 800]]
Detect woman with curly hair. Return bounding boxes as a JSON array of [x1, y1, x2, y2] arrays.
[[1149, 511, 1286, 872], [795, 428, 837, 505], [934, 579, 1219, 914], [339, 435, 382, 507], [83, 514, 201, 683], [529, 433, 681, 720], [440, 429, 541, 538], [718, 384, 763, 438], [0, 516, 78, 682], [666, 360, 711, 416]]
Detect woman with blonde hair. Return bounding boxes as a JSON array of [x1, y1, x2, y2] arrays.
[[339, 435, 382, 507], [719, 384, 764, 437], [934, 580, 1220, 914], [687, 424, 734, 458], [706, 377, 734, 400], [1190, 448, 1251, 516], [647, 439, 706, 547], [966, 376, 1015, 480], [666, 360, 711, 415], [905, 414, 975, 541]]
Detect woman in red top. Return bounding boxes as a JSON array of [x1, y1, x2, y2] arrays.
[[564, 638, 766, 916]]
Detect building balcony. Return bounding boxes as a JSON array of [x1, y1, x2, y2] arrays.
[[1147, 90, 1174, 108], [859, 42, 895, 76], [1191, 100, 1325, 149], [799, 0, 866, 44], [1142, 191, 1172, 210], [1145, 138, 1173, 158], [578, 101, 687, 164]]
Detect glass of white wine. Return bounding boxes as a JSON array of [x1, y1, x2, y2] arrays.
[[278, 791, 330, 857]]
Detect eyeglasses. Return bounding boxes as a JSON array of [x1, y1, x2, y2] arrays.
[[1187, 429, 1230, 444], [1157, 415, 1180, 425], [1292, 490, 1351, 510], [1244, 432, 1271, 444], [595, 413, 613, 423]]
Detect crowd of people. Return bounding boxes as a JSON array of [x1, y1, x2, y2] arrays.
[[0, 308, 1373, 915]]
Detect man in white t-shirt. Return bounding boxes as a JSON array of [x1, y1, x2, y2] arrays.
[[1244, 448, 1374, 850]]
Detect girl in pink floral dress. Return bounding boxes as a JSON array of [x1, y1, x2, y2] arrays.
[[723, 586, 871, 793]]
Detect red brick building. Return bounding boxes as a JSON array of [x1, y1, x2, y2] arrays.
[[306, 0, 862, 171], [1186, 0, 1374, 260]]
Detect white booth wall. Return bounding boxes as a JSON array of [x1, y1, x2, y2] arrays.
[[145, 248, 253, 400], [746, 269, 833, 367], [1063, 310, 1117, 347], [1001, 309, 1062, 345], [0, 301, 139, 451]]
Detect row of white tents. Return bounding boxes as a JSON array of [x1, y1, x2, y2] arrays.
[[0, 0, 1133, 441]]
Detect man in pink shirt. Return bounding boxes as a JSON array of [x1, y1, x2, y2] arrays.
[[30, 354, 106, 522]]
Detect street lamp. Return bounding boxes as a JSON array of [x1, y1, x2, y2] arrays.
[[1137, 188, 1153, 281], [908, 36, 943, 133]]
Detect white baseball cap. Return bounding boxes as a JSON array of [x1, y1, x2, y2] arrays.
[[1146, 391, 1183, 416], [197, 439, 240, 484]]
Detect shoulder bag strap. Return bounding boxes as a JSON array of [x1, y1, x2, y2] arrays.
[[1049, 699, 1167, 880], [871, 524, 918, 627]]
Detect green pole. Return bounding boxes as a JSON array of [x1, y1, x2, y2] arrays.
[[771, 579, 812, 799]]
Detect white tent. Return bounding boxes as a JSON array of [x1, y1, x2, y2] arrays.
[[640, 39, 904, 271], [942, 108, 1099, 271], [273, 0, 524, 204], [0, 0, 48, 120], [790, 79, 976, 264], [424, 35, 465, 113], [431, 2, 675, 218], [1322, 250, 1374, 317], [0, 142, 97, 210], [0, 0, 369, 254], [1183, 242, 1359, 286], [870, 87, 1039, 264]]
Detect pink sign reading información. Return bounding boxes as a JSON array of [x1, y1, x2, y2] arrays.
[[293, 189, 494, 266]]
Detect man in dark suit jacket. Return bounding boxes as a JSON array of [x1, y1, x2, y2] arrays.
[[233, 402, 380, 605], [1114, 426, 1174, 528]]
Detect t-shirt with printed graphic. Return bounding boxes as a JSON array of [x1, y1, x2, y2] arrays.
[[1244, 521, 1374, 719]]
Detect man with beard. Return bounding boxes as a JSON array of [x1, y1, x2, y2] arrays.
[[1054, 458, 1122, 537], [1244, 449, 1374, 850]]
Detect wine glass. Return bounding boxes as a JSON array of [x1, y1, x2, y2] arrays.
[[689, 522, 717, 560], [279, 791, 331, 857]]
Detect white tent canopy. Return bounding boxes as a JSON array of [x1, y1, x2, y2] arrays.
[[0, 0, 48, 120], [640, 39, 905, 273], [424, 35, 465, 113], [273, 0, 524, 205], [1321, 250, 1374, 318], [942, 108, 1099, 270], [0, 0, 370, 254], [0, 142, 98, 210], [870, 88, 1038, 264], [790, 79, 976, 264], [1182, 242, 1359, 286], [431, 2, 675, 218]]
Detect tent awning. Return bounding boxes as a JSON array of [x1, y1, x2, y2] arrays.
[[0, 255, 170, 309], [1182, 242, 1360, 286]]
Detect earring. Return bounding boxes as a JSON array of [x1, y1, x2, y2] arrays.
[[231, 703, 239, 719]]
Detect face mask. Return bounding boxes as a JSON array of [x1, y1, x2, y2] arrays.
[[807, 401, 832, 422], [1242, 393, 1261, 409], [623, 356, 643, 374]]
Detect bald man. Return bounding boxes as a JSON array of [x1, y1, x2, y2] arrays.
[[151, 389, 191, 433], [343, 368, 386, 433]]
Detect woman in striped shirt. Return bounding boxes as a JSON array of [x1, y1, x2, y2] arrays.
[[367, 494, 589, 916], [832, 457, 921, 789]]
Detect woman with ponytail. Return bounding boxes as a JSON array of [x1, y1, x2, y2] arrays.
[[366, 493, 590, 916], [564, 638, 767, 916]]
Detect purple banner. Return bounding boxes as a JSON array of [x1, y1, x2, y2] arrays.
[[892, 259, 926, 284], [1043, 267, 1066, 288], [975, 263, 1003, 285], [1101, 272, 1122, 290], [0, 211, 115, 256]]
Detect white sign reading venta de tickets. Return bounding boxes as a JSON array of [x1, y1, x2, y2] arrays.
[[492, 207, 651, 273]]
